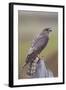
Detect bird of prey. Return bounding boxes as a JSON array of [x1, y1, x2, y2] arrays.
[[23, 28, 52, 75], [26, 28, 52, 64]]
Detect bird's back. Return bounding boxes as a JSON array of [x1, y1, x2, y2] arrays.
[[32, 34, 49, 54]]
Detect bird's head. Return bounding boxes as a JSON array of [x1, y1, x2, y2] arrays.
[[42, 28, 52, 34], [43, 28, 52, 33]]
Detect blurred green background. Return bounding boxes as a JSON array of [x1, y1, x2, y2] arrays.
[[18, 10, 58, 79]]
